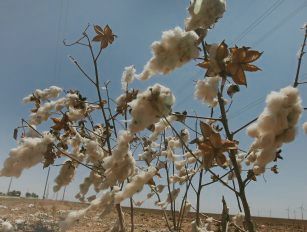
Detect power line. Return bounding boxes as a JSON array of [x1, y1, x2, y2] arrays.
[[231, 0, 285, 45], [253, 2, 307, 46]]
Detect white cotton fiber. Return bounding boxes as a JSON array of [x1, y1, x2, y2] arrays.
[[0, 134, 54, 177], [138, 27, 199, 80], [185, 0, 226, 31]]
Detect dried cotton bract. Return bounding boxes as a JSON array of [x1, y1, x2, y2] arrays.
[[138, 27, 199, 80], [0, 134, 54, 177], [185, 0, 226, 31], [247, 86, 302, 174], [194, 76, 220, 107], [129, 84, 175, 133]]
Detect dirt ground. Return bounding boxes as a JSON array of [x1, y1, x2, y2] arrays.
[[0, 197, 306, 232]]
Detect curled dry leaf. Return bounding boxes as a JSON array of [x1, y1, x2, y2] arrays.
[[271, 165, 279, 174], [198, 121, 237, 169], [227, 84, 240, 98], [43, 143, 56, 168], [116, 89, 138, 114], [51, 114, 70, 131], [92, 24, 117, 49]]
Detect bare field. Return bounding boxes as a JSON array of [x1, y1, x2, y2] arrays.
[[0, 197, 306, 232]]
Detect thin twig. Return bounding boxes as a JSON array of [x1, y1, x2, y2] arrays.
[[232, 117, 258, 136], [293, 24, 307, 87]]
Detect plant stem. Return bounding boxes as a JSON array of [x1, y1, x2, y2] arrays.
[[293, 24, 307, 88], [217, 91, 255, 231], [196, 167, 203, 226]]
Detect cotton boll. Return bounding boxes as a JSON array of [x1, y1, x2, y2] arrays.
[[60, 209, 87, 231], [129, 84, 175, 133], [194, 76, 220, 107], [23, 86, 62, 103], [121, 65, 136, 90], [185, 0, 226, 31], [138, 27, 199, 80], [175, 160, 186, 170], [247, 86, 302, 174], [114, 166, 157, 203], [149, 115, 177, 141], [61, 190, 115, 231], [232, 212, 245, 226], [53, 160, 76, 192], [1, 221, 14, 232], [0, 134, 54, 177], [101, 131, 135, 188], [29, 102, 56, 125], [84, 140, 105, 164]]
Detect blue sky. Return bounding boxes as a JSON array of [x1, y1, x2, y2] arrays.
[[0, 0, 306, 219]]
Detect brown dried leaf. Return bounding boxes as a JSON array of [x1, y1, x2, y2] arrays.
[[13, 128, 18, 140], [227, 84, 240, 98]]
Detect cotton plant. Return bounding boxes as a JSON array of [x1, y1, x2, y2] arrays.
[[1, 2, 306, 232]]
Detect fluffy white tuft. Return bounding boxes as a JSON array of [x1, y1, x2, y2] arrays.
[[246, 86, 302, 174], [23, 86, 62, 103], [53, 160, 76, 192], [185, 0, 226, 31], [129, 84, 175, 133], [121, 65, 136, 89], [61, 190, 115, 231], [0, 134, 54, 177], [114, 166, 157, 203], [1, 221, 14, 232], [138, 27, 199, 80], [194, 76, 220, 107], [102, 130, 136, 188]]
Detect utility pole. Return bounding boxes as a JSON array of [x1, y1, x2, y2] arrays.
[[6, 177, 13, 195], [298, 204, 304, 220], [286, 207, 290, 219], [61, 186, 66, 201], [294, 209, 297, 220], [46, 183, 50, 199], [42, 166, 51, 199]]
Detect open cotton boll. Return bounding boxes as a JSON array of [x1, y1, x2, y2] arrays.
[[232, 212, 245, 226], [247, 86, 302, 174], [138, 27, 199, 80], [61, 190, 115, 231], [1, 221, 14, 232], [121, 65, 136, 90], [23, 86, 62, 103], [84, 140, 105, 164], [53, 160, 76, 192], [194, 76, 220, 107], [76, 171, 102, 201], [0, 134, 54, 177], [129, 84, 175, 133], [303, 122, 307, 134], [185, 0, 226, 31], [114, 166, 156, 203], [101, 131, 135, 188], [149, 115, 177, 141], [60, 208, 87, 231]]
